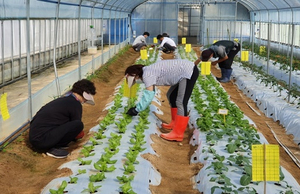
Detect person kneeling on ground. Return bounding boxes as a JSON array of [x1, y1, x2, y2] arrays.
[[29, 79, 96, 159], [156, 34, 177, 54], [195, 40, 240, 83], [124, 59, 199, 142], [132, 32, 150, 52]]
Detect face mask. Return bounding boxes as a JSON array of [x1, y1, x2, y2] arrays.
[[135, 79, 143, 84]]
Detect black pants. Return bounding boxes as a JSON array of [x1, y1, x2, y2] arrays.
[[30, 120, 83, 150], [166, 65, 199, 116], [162, 43, 176, 53], [219, 43, 241, 69]]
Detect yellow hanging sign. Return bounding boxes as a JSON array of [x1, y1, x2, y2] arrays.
[[213, 40, 218, 43], [234, 38, 239, 43], [182, 37, 186, 44], [123, 79, 137, 98], [252, 144, 280, 182], [0, 93, 10, 121], [140, 49, 148, 60], [260, 46, 266, 54], [241, 51, 249, 61], [185, 44, 191, 53], [153, 37, 158, 44], [201, 62, 211, 75]]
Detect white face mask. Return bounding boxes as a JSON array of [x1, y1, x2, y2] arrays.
[[135, 79, 143, 84]]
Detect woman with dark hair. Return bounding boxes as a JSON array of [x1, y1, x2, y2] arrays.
[[125, 59, 199, 142], [29, 79, 96, 158]]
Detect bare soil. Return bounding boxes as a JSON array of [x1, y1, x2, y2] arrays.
[[0, 47, 300, 194]]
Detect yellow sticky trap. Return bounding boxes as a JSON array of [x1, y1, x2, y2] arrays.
[[153, 37, 157, 44], [185, 44, 191, 53], [182, 37, 186, 44], [252, 144, 280, 181], [260, 46, 266, 54], [140, 49, 148, 60], [213, 40, 218, 43], [201, 62, 211, 75], [234, 38, 239, 43], [123, 79, 137, 98], [0, 93, 10, 121], [241, 51, 249, 61]]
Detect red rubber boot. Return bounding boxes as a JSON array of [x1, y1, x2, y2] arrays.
[[160, 115, 189, 142], [161, 108, 177, 130]]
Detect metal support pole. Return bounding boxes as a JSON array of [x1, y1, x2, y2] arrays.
[[288, 24, 295, 103], [267, 22, 271, 74], [77, 1, 83, 80], [53, 0, 61, 96], [251, 22, 255, 66], [26, 0, 33, 120]]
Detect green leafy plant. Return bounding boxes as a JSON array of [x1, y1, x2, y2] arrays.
[[89, 172, 106, 182], [68, 176, 78, 184], [123, 163, 136, 174], [94, 162, 116, 172], [117, 175, 134, 184], [49, 180, 67, 194], [120, 182, 137, 194], [78, 158, 92, 165], [81, 182, 101, 193], [77, 169, 86, 175]]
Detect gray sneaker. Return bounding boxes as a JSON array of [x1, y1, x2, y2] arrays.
[[46, 148, 69, 159]]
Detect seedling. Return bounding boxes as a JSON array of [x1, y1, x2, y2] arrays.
[[82, 182, 101, 193], [49, 180, 67, 194], [117, 175, 134, 184], [78, 158, 92, 165], [89, 172, 106, 182], [68, 176, 78, 184], [77, 169, 86, 175], [123, 163, 136, 174], [94, 162, 116, 172], [120, 182, 137, 194]]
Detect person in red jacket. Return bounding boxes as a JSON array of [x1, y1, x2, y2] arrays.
[[29, 79, 96, 158]]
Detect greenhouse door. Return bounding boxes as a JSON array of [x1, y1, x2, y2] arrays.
[[178, 5, 202, 45]]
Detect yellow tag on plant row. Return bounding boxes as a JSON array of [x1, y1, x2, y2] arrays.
[[0, 93, 10, 121], [234, 38, 239, 43], [241, 51, 249, 61], [182, 37, 186, 44], [185, 44, 191, 53], [123, 79, 137, 98], [213, 40, 218, 43], [252, 144, 280, 181], [153, 37, 158, 44], [201, 62, 211, 75], [140, 49, 148, 60]]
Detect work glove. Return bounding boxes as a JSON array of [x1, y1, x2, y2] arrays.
[[127, 107, 139, 116]]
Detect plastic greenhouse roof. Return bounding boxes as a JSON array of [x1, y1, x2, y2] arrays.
[[38, 0, 300, 12]]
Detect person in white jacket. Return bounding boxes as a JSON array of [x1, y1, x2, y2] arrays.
[[157, 34, 177, 54], [132, 32, 150, 52]]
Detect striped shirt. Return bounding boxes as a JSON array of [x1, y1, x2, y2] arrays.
[[142, 59, 195, 87]]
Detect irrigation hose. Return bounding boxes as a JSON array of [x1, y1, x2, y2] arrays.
[[266, 122, 300, 169]]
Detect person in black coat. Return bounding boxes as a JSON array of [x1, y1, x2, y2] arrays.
[[29, 79, 96, 158]]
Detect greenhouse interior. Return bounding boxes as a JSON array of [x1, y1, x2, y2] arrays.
[[1, 0, 300, 194]]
